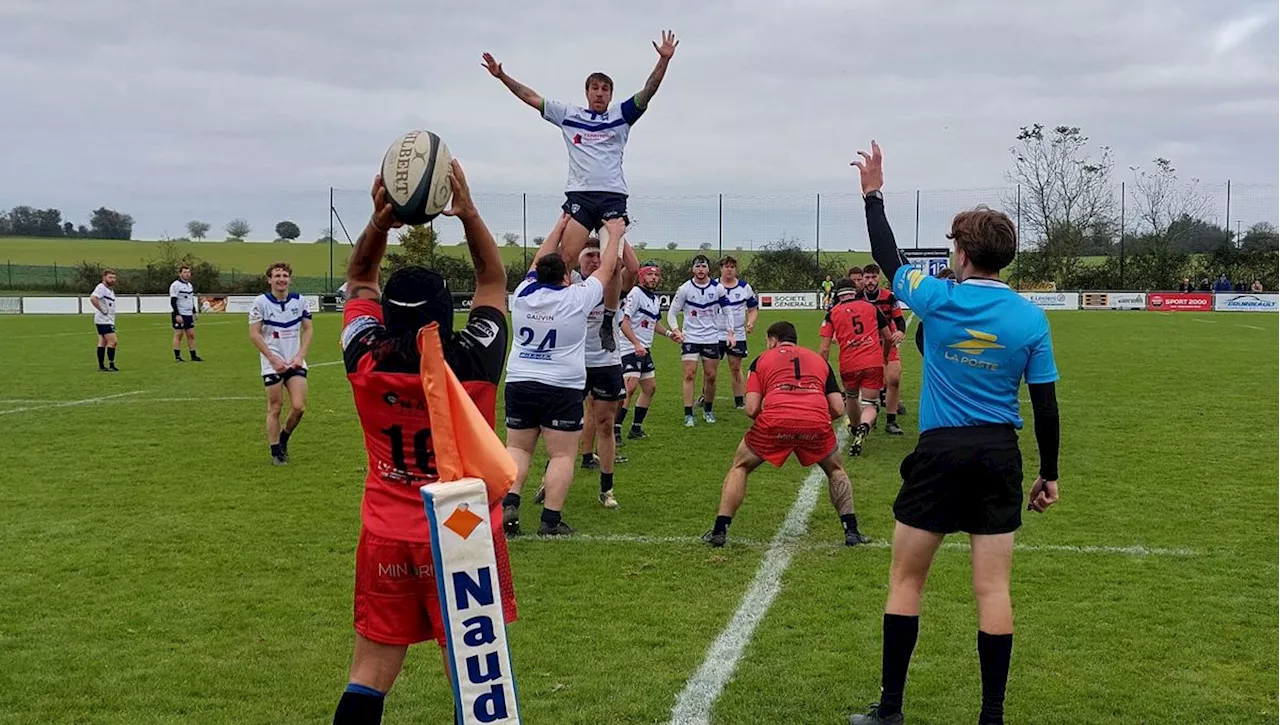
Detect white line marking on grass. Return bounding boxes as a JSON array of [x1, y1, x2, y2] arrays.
[[1239, 324, 1265, 331], [667, 428, 848, 725], [1191, 317, 1216, 324], [0, 390, 145, 415], [310, 360, 344, 368], [5, 321, 238, 339], [127, 396, 259, 403], [509, 533, 1204, 558]]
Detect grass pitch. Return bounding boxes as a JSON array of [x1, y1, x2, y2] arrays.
[[0, 309, 1275, 724]]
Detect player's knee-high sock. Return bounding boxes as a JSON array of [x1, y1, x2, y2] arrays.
[[333, 683, 384, 724], [713, 515, 732, 535], [97, 346, 106, 369], [174, 347, 183, 361], [978, 631, 1013, 724], [600, 471, 614, 493], [877, 614, 919, 716], [107, 347, 116, 365], [632, 406, 649, 431], [615, 406, 628, 435]]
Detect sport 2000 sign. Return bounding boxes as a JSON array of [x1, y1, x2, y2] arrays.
[[1146, 293, 1212, 312]]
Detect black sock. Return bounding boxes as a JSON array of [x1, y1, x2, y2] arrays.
[[978, 631, 1013, 724], [280, 430, 291, 447], [840, 513, 859, 533], [333, 683, 384, 724], [174, 349, 182, 360], [878, 614, 920, 716], [615, 406, 628, 427], [734, 395, 744, 407], [582, 453, 594, 466], [97, 346, 105, 368], [713, 515, 732, 535], [540, 508, 562, 527], [190, 349, 198, 358], [704, 401, 714, 414], [600, 472, 614, 493], [270, 443, 282, 458], [684, 406, 693, 417], [887, 413, 897, 425], [107, 347, 116, 364], [633, 406, 649, 428], [503, 493, 521, 509]]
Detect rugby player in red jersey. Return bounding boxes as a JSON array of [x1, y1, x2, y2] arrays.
[[703, 321, 870, 548], [858, 263, 908, 433], [819, 279, 894, 457], [331, 162, 512, 725]]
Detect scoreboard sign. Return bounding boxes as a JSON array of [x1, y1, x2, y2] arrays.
[[903, 248, 951, 278], [1082, 292, 1109, 309]]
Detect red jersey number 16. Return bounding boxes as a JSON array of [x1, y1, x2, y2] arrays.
[[381, 424, 438, 477]]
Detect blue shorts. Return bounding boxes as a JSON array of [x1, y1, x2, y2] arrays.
[[563, 192, 629, 232], [173, 314, 195, 330], [719, 340, 748, 359], [504, 381, 584, 432], [95, 324, 115, 335]]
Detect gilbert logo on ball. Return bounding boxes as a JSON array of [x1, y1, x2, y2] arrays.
[[381, 130, 454, 225]]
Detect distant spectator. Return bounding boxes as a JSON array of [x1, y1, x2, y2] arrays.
[[1251, 279, 1265, 292], [1199, 278, 1212, 291], [1234, 280, 1246, 292], [1213, 274, 1232, 292], [1178, 277, 1193, 292]]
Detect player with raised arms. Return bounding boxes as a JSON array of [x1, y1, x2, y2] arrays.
[[89, 269, 119, 372], [847, 142, 1061, 725], [481, 31, 674, 350], [615, 261, 682, 440], [169, 265, 202, 363], [331, 161, 513, 725], [713, 256, 758, 410], [501, 215, 626, 537], [248, 262, 312, 465], [703, 321, 869, 548], [668, 255, 733, 427], [819, 279, 894, 457]]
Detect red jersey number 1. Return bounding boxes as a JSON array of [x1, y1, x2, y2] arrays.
[[380, 424, 438, 477]]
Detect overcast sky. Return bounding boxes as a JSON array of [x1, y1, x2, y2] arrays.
[[1, 0, 1276, 244]]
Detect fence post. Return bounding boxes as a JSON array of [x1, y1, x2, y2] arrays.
[[522, 193, 528, 268], [1013, 184, 1021, 288], [814, 192, 821, 271], [328, 186, 335, 291], [1119, 181, 1125, 289], [1225, 180, 1232, 247], [914, 190, 921, 248], [53, 262, 58, 287], [6, 260, 10, 289], [718, 193, 723, 259]]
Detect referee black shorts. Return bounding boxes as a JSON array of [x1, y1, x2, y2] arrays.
[[893, 424, 1024, 535]]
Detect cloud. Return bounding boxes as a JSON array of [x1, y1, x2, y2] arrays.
[[0, 0, 1275, 240]]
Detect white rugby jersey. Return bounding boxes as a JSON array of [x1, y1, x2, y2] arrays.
[[668, 278, 728, 345], [169, 279, 196, 315], [506, 272, 603, 389], [248, 292, 312, 375], [717, 279, 758, 341], [618, 286, 663, 356], [584, 300, 622, 368], [542, 97, 645, 195], [91, 283, 116, 325]]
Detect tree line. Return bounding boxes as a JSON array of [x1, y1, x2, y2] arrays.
[[0, 207, 135, 240], [1004, 124, 1278, 290]]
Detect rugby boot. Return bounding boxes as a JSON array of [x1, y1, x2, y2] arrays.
[[845, 529, 871, 546], [885, 422, 905, 436], [702, 530, 726, 548], [627, 428, 648, 440], [537, 519, 575, 536], [533, 485, 546, 505], [685, 414, 696, 428], [503, 505, 521, 537], [850, 423, 870, 457], [849, 704, 904, 725], [599, 490, 620, 509], [703, 410, 717, 424]]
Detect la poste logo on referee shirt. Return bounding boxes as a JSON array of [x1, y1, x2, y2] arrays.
[[945, 329, 1004, 371]]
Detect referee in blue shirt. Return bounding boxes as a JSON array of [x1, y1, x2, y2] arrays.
[[848, 142, 1061, 725]]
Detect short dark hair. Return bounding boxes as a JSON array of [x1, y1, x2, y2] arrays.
[[536, 253, 568, 284], [766, 321, 798, 344], [583, 236, 601, 250], [862, 263, 880, 276], [847, 266, 863, 277], [691, 255, 710, 267], [585, 72, 614, 91], [720, 255, 738, 266], [936, 267, 955, 280], [102, 269, 116, 277], [947, 206, 1017, 272], [178, 265, 191, 273], [266, 261, 292, 277]]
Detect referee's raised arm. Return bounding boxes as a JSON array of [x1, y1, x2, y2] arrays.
[[851, 141, 910, 276]]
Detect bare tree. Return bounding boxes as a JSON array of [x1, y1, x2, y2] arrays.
[[1128, 158, 1211, 235], [1004, 124, 1117, 243]]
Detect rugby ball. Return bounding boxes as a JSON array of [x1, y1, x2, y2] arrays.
[[381, 130, 453, 225]]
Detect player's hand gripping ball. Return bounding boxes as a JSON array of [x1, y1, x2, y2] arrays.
[[380, 130, 454, 225]]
